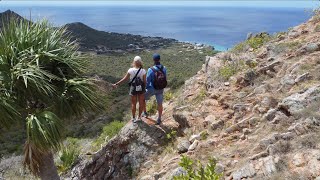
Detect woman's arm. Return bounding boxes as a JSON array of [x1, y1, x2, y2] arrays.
[[113, 73, 130, 88]]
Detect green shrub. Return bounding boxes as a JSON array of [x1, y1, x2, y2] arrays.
[[247, 35, 270, 50], [200, 131, 209, 140], [219, 64, 238, 80], [231, 34, 270, 53], [173, 156, 222, 180], [218, 59, 247, 81], [315, 24, 320, 32], [231, 42, 246, 53], [166, 130, 177, 140], [164, 92, 174, 101], [92, 121, 125, 150], [56, 138, 80, 173]]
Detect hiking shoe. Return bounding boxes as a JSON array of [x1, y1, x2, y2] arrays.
[[156, 118, 161, 125], [142, 112, 149, 118], [132, 118, 137, 123], [137, 117, 142, 122]]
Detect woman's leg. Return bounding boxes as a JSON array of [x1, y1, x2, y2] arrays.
[[131, 95, 137, 120], [138, 94, 145, 119]]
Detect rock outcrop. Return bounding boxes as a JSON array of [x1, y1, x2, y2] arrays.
[[71, 13, 320, 180]]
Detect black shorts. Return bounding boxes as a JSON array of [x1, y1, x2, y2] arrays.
[[129, 85, 146, 96]]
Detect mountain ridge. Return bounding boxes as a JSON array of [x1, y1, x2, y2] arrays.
[[0, 10, 179, 54]]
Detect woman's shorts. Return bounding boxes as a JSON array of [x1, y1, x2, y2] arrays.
[[129, 85, 146, 96]]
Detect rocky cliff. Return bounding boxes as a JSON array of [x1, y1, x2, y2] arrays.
[[70, 14, 320, 180]]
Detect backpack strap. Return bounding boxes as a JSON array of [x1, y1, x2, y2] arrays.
[[129, 68, 141, 85], [151, 65, 165, 74]]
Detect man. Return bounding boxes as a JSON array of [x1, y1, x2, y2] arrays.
[[143, 53, 167, 125]]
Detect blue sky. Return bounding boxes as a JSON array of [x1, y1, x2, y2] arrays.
[[1, 1, 319, 8]]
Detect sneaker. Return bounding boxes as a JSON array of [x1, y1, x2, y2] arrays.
[[156, 118, 161, 125], [142, 112, 149, 118], [132, 118, 137, 123]]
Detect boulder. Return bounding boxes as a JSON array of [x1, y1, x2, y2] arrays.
[[288, 31, 300, 38], [140, 175, 153, 180], [262, 109, 278, 121], [215, 163, 225, 174], [177, 140, 190, 153], [170, 167, 187, 177], [294, 72, 310, 83], [271, 111, 289, 124], [254, 84, 270, 94], [204, 115, 216, 128], [232, 163, 256, 180], [305, 43, 320, 53], [189, 134, 200, 143], [70, 120, 171, 180], [280, 85, 320, 114], [288, 123, 308, 135], [292, 153, 305, 167], [260, 96, 278, 109], [188, 140, 199, 151], [173, 112, 190, 128], [280, 75, 295, 86], [211, 120, 224, 130]]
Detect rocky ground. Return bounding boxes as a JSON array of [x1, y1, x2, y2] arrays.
[[69, 14, 320, 180]]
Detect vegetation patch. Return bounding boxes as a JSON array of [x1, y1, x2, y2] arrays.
[[164, 91, 174, 101], [218, 60, 246, 81], [315, 24, 320, 32], [273, 41, 302, 54], [231, 34, 271, 53], [56, 138, 80, 173], [173, 156, 222, 180], [92, 121, 125, 151]]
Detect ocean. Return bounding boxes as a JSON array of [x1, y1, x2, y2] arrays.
[[0, 1, 314, 51]]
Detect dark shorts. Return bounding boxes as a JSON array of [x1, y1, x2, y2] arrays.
[[129, 85, 146, 96], [145, 88, 164, 105]]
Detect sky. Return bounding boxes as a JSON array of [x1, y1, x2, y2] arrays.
[[1, 0, 319, 8]]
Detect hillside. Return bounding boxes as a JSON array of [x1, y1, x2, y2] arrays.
[[65, 22, 177, 53], [70, 13, 320, 179], [0, 10, 25, 29]]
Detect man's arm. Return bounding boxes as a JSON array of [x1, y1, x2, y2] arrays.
[[146, 68, 153, 88]]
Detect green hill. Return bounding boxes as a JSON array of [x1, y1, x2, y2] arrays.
[[65, 22, 177, 53]]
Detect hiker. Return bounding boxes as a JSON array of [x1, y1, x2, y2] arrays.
[[113, 56, 146, 123], [142, 53, 167, 125]]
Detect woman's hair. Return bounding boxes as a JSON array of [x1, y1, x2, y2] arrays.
[[132, 56, 143, 68]]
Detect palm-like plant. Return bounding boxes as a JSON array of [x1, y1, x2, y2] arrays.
[[0, 18, 102, 179]]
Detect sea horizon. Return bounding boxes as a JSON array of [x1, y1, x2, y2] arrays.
[[0, 1, 316, 51]]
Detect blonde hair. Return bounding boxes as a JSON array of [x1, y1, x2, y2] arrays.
[[132, 56, 143, 68]]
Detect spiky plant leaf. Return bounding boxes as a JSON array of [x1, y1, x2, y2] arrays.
[[0, 95, 19, 128], [55, 78, 103, 119], [26, 111, 63, 151]]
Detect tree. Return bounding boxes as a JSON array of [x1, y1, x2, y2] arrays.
[[0, 18, 102, 179]]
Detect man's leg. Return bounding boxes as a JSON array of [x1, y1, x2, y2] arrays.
[[155, 90, 164, 124], [142, 88, 153, 117]]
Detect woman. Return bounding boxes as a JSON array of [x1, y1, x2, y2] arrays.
[[113, 56, 146, 123]]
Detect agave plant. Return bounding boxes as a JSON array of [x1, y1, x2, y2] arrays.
[[0, 18, 102, 179]]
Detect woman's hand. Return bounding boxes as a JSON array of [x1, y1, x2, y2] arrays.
[[112, 84, 118, 89]]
